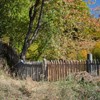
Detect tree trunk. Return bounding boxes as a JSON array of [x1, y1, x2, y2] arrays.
[[20, 0, 44, 60]]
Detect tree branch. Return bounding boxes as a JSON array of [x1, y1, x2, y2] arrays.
[[20, 0, 45, 60], [28, 0, 45, 46]]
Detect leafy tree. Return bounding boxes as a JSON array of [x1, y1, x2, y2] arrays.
[[20, 0, 45, 60], [0, 0, 30, 50], [0, 0, 100, 61], [32, 0, 92, 60]]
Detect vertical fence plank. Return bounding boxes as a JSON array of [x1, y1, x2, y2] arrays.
[[67, 61, 70, 75], [55, 60, 58, 81], [93, 60, 96, 76], [50, 60, 52, 81], [58, 60, 60, 80], [47, 62, 49, 81], [57, 60, 59, 81], [77, 60, 79, 72], [81, 60, 84, 71], [55, 60, 59, 81], [32, 65, 34, 80], [76, 60, 78, 72], [58, 60, 61, 80], [51, 60, 54, 81], [73, 60, 75, 73], [62, 60, 64, 80], [84, 60, 86, 71], [97, 60, 100, 76], [48, 61, 50, 81], [79, 60, 81, 72], [36, 65, 38, 81], [70, 61, 72, 73], [74, 60, 77, 73], [60, 60, 63, 80], [54, 60, 57, 81], [52, 60, 55, 81], [63, 60, 66, 80], [22, 65, 26, 79], [65, 60, 67, 77]]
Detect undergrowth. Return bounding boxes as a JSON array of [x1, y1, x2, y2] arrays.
[[0, 69, 100, 100]]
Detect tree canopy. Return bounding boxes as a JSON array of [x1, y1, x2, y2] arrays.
[[0, 0, 100, 60]]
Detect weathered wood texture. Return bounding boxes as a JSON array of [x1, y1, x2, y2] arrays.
[[47, 60, 100, 81], [13, 60, 100, 81], [15, 61, 43, 81], [86, 60, 100, 76], [47, 60, 86, 81]]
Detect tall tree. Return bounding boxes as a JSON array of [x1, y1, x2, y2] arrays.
[[0, 0, 100, 61], [20, 0, 45, 60]]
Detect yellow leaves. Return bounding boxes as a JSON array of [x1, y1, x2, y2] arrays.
[[1, 36, 10, 44], [26, 43, 38, 59], [28, 44, 38, 52], [92, 41, 100, 59], [94, 41, 100, 48], [74, 49, 88, 60], [80, 49, 88, 59]]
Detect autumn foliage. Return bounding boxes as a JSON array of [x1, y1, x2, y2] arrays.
[[0, 0, 100, 60]]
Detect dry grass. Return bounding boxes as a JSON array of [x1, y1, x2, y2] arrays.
[[0, 69, 59, 100], [0, 67, 100, 100]]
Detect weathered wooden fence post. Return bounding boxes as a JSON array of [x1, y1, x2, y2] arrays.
[[86, 53, 93, 74], [42, 58, 47, 80], [97, 60, 99, 76]]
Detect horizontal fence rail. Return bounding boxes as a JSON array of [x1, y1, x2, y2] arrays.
[[14, 59, 100, 81]]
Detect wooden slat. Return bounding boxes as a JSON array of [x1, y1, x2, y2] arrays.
[[64, 60, 66, 77], [96, 60, 99, 76], [64, 60, 67, 77], [54, 60, 58, 81], [79, 60, 81, 72], [60, 60, 63, 80]]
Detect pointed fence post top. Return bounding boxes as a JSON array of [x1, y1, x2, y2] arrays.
[[87, 53, 93, 62], [86, 53, 93, 74], [43, 58, 47, 69]]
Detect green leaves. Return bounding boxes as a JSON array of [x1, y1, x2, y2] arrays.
[[1, 0, 100, 60], [0, 0, 30, 48]]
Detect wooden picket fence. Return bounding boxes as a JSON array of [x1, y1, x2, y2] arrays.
[[47, 60, 100, 81], [15, 61, 43, 81], [47, 59, 100, 81], [14, 59, 100, 81], [47, 60, 86, 81]]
